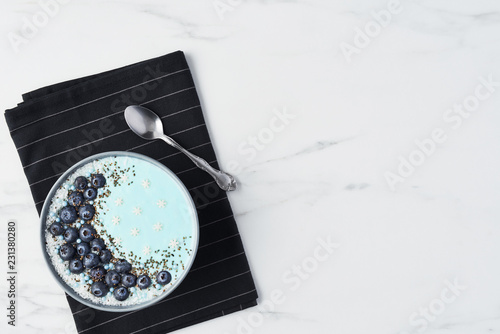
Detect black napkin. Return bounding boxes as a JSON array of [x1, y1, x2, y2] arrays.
[[5, 51, 258, 334]]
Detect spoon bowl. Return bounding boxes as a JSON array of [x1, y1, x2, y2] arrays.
[[124, 105, 164, 140]]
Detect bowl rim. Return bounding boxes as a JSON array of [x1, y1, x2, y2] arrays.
[[40, 151, 200, 312]]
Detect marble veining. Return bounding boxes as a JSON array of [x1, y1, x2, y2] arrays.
[[1, 0, 500, 333]]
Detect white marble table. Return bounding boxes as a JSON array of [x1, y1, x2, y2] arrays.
[[1, 0, 500, 333]]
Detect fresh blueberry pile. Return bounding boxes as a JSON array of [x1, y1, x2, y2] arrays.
[[47, 173, 172, 302]]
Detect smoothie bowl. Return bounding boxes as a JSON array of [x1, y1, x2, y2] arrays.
[[40, 152, 199, 311]]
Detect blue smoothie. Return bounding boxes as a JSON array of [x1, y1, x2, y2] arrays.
[[44, 153, 198, 306]]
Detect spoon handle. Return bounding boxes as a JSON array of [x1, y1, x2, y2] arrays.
[[159, 135, 237, 191]]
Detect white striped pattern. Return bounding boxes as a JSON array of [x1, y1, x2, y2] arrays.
[[17, 110, 124, 150], [33, 158, 219, 205], [198, 233, 240, 249], [126, 123, 206, 152], [176, 159, 216, 175], [16, 63, 255, 334], [31, 172, 64, 188], [195, 196, 228, 209], [188, 180, 216, 191], [189, 251, 244, 273], [76, 273, 254, 333], [10, 68, 189, 133], [156, 141, 211, 161], [23, 100, 200, 169], [72, 249, 246, 317], [28, 105, 203, 188], [127, 290, 256, 334], [17, 104, 201, 151], [24, 129, 130, 169], [73, 270, 250, 316], [200, 215, 234, 228]]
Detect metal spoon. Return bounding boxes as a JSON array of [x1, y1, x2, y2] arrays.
[[124, 105, 237, 191]]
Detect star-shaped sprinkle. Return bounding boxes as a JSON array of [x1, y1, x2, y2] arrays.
[[131, 228, 140, 237], [111, 216, 120, 226], [153, 222, 163, 232], [115, 198, 123, 206], [169, 239, 179, 248], [132, 207, 142, 216], [121, 174, 129, 183], [142, 179, 150, 189], [114, 237, 122, 246], [156, 199, 166, 208], [143, 245, 151, 255]]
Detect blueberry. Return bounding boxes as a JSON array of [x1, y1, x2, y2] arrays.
[[121, 273, 137, 288], [60, 206, 77, 224], [99, 249, 112, 264], [137, 275, 151, 289], [113, 286, 129, 301], [74, 176, 88, 190], [90, 266, 107, 281], [76, 242, 91, 256], [91, 174, 106, 188], [48, 222, 64, 236], [79, 224, 95, 243], [156, 271, 172, 285], [114, 259, 132, 273], [90, 238, 105, 253], [91, 281, 109, 297], [69, 258, 84, 274], [63, 227, 79, 243], [83, 187, 97, 201], [68, 191, 84, 207], [105, 270, 121, 287], [83, 253, 100, 269], [59, 243, 76, 261], [78, 204, 95, 221]]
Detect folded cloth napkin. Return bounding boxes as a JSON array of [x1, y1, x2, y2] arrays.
[[5, 50, 258, 334]]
